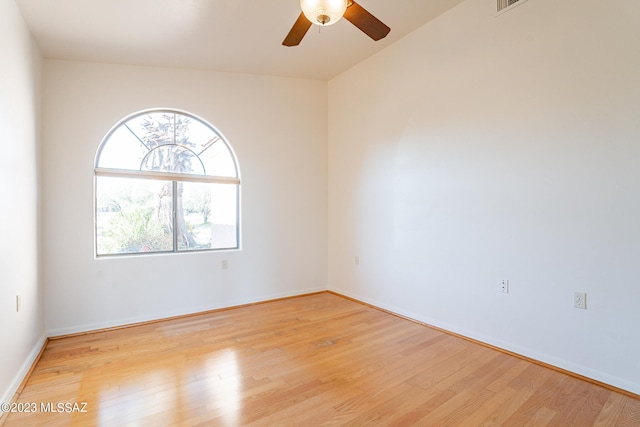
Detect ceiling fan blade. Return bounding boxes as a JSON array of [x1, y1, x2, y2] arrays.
[[283, 12, 312, 47], [344, 1, 390, 41]]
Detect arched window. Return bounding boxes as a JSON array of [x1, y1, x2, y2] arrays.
[[95, 109, 240, 256]]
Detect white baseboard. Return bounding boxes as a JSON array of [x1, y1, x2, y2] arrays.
[[46, 286, 326, 338], [1, 334, 47, 405], [330, 287, 640, 396]]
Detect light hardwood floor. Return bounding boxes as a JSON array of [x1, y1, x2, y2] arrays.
[[3, 292, 639, 426]]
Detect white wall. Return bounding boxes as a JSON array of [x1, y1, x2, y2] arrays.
[[328, 0, 640, 394], [0, 0, 44, 405], [43, 61, 328, 335]]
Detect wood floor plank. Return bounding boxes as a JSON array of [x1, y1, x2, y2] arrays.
[[523, 407, 557, 427], [3, 292, 639, 426], [474, 386, 535, 426], [619, 396, 640, 427], [593, 392, 628, 426]]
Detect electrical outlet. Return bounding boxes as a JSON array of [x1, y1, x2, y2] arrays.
[[574, 292, 587, 309], [16, 295, 21, 312], [221, 260, 228, 270], [498, 279, 509, 294]]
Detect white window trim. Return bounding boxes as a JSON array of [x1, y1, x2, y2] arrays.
[[95, 167, 241, 185]]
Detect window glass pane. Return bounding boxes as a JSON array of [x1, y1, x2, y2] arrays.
[[126, 112, 176, 148], [96, 125, 148, 170], [184, 119, 221, 156], [96, 176, 174, 255], [199, 141, 238, 177], [140, 145, 205, 175], [178, 183, 238, 251]]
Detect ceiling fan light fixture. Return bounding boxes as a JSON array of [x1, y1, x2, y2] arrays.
[[300, 0, 348, 26]]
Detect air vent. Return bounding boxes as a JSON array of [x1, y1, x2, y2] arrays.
[[497, 0, 525, 12]]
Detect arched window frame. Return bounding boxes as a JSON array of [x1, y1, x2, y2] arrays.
[[94, 108, 241, 256]]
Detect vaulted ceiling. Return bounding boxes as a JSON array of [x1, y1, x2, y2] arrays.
[[16, 0, 465, 80]]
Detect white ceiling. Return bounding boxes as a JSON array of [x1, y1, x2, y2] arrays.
[[15, 0, 464, 81]]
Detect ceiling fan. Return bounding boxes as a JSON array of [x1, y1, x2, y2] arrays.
[[283, 0, 391, 47]]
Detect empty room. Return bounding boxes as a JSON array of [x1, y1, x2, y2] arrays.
[[1, 0, 639, 425]]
